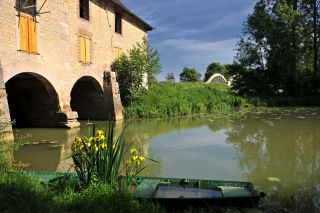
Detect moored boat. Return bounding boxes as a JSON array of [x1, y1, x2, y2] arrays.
[[19, 171, 265, 209]]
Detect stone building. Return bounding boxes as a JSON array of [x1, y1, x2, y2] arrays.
[[0, 0, 152, 128]]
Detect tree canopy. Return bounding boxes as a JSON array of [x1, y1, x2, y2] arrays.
[[179, 67, 202, 82], [232, 0, 320, 96], [204, 62, 229, 81]]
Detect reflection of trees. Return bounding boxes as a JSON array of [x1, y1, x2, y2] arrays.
[[124, 117, 231, 176], [226, 109, 320, 212]]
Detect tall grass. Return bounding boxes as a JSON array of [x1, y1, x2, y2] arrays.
[[124, 82, 252, 119], [0, 172, 163, 213]]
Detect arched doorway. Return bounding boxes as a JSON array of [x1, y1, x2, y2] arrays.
[[71, 76, 113, 120], [5, 73, 60, 127]]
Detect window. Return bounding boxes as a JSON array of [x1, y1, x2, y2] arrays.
[[114, 47, 122, 59], [79, 0, 89, 20], [80, 35, 91, 64], [115, 12, 122, 34], [17, 0, 37, 16], [19, 13, 37, 54]]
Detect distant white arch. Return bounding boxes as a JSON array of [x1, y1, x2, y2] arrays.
[[205, 73, 228, 84]]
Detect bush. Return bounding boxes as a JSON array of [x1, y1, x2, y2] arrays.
[[111, 37, 161, 106]]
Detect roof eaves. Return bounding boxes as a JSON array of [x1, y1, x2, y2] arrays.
[[111, 0, 153, 31]]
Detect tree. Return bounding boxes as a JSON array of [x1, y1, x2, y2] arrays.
[[136, 37, 161, 84], [204, 62, 228, 81], [165, 72, 175, 82], [179, 67, 201, 82], [232, 0, 320, 96], [111, 38, 161, 106]]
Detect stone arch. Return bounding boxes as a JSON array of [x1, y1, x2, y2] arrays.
[[5, 72, 60, 127], [71, 76, 114, 120], [205, 73, 228, 84]]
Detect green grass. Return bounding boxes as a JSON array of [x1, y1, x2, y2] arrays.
[[124, 82, 252, 119], [0, 172, 163, 213]]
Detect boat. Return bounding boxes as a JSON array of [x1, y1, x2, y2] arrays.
[[19, 171, 265, 209], [128, 176, 265, 209]]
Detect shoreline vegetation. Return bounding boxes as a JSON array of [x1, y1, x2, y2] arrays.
[[123, 82, 320, 119], [124, 82, 251, 119]]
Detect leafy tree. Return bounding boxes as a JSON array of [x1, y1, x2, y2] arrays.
[[179, 67, 201, 82], [204, 62, 228, 81], [136, 37, 161, 83], [165, 72, 175, 82], [232, 0, 320, 96], [111, 38, 161, 106]]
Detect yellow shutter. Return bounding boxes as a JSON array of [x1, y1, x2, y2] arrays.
[[114, 47, 122, 59], [80, 35, 86, 62], [28, 17, 37, 53], [85, 37, 90, 63], [19, 15, 29, 52], [118, 48, 122, 58]]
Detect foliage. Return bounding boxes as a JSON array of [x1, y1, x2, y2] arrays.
[[0, 172, 164, 213], [138, 37, 161, 84], [0, 119, 14, 172], [180, 67, 202, 82], [111, 37, 161, 106], [204, 62, 229, 81], [71, 122, 148, 187], [124, 82, 252, 119], [233, 0, 320, 96], [165, 72, 175, 82]]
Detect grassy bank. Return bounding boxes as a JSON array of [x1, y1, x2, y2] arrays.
[[0, 172, 163, 213], [124, 82, 251, 119]]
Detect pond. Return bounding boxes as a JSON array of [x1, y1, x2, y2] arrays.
[[13, 107, 320, 211]]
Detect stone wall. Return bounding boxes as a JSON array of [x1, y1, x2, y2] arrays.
[[0, 0, 148, 127], [0, 61, 13, 141]]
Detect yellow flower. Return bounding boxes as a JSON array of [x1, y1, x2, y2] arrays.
[[97, 135, 105, 141], [95, 144, 99, 152], [101, 143, 107, 149], [96, 130, 104, 136], [130, 148, 138, 155], [87, 142, 91, 147], [138, 156, 145, 161], [132, 155, 139, 161], [89, 137, 94, 143], [80, 145, 84, 150]]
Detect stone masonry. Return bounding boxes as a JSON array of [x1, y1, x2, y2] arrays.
[[0, 0, 151, 128]]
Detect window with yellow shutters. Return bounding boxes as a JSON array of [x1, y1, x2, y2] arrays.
[[114, 47, 122, 60], [19, 13, 37, 54], [80, 35, 91, 64]]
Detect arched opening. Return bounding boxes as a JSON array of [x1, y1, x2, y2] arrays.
[[71, 76, 113, 120], [206, 73, 228, 84], [5, 73, 60, 127]]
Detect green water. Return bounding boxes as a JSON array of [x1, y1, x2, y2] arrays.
[[13, 107, 320, 211]]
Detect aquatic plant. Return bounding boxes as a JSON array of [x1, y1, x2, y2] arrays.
[[71, 121, 149, 186]]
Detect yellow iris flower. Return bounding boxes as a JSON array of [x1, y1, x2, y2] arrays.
[[97, 130, 104, 136], [101, 143, 107, 149], [130, 148, 138, 155]]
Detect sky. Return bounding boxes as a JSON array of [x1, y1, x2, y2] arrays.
[[123, 0, 258, 81]]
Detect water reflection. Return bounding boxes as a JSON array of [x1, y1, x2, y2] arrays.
[[226, 108, 320, 212], [12, 108, 320, 211]]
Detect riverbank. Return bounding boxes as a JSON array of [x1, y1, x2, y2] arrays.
[[0, 171, 163, 213], [124, 82, 251, 119]]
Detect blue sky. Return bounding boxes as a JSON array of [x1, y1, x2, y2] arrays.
[[123, 0, 257, 81]]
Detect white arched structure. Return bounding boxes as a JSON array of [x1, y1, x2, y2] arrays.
[[205, 73, 228, 84]]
